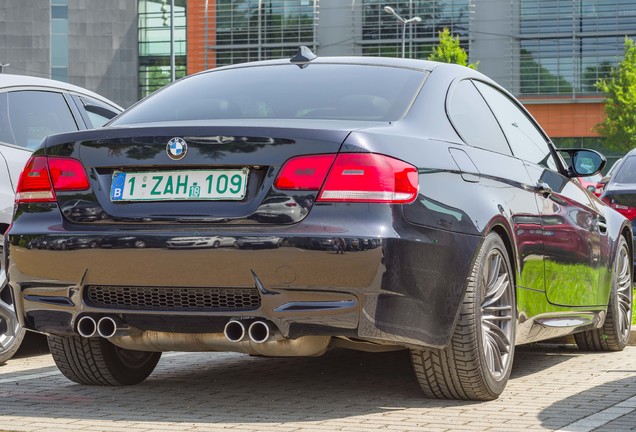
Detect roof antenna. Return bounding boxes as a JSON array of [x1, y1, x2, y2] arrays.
[[290, 46, 317, 69]]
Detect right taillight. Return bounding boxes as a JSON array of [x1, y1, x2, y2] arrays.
[[274, 152, 419, 204], [318, 153, 418, 204], [16, 156, 90, 203]]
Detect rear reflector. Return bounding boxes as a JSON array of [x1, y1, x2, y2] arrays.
[[16, 156, 90, 203], [274, 152, 418, 204]]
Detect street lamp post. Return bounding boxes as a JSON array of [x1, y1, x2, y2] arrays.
[[383, 6, 421, 58]]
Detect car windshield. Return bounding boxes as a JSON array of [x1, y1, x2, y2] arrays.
[[112, 64, 427, 125], [613, 156, 636, 184]]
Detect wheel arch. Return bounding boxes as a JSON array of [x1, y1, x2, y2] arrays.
[[485, 218, 518, 288]]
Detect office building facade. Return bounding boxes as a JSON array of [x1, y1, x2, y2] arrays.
[[1, 0, 635, 151], [183, 0, 636, 156], [0, 0, 138, 108]]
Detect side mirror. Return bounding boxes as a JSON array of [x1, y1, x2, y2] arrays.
[[557, 148, 606, 178]]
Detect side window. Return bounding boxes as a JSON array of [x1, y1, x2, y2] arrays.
[[76, 96, 120, 128], [448, 80, 511, 155], [474, 81, 558, 171], [7, 91, 78, 149]]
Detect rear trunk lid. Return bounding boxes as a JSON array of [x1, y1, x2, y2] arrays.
[[45, 120, 382, 225]]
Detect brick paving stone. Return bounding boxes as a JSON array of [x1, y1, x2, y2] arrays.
[[1, 345, 636, 431]]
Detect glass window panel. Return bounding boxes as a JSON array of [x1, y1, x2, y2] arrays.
[[51, 5, 68, 19], [475, 81, 557, 170], [449, 80, 511, 155], [119, 64, 427, 125], [7, 91, 77, 149], [51, 67, 68, 82], [51, 18, 67, 34], [51, 34, 68, 66]]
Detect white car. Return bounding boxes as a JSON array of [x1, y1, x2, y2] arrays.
[[166, 236, 236, 248], [0, 74, 122, 364]]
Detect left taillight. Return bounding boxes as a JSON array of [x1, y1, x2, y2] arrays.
[[16, 156, 90, 203], [602, 195, 636, 221]]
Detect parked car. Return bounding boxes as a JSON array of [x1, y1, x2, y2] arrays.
[[577, 172, 604, 197], [5, 50, 632, 401], [0, 74, 122, 364], [596, 157, 624, 196], [601, 150, 636, 226]]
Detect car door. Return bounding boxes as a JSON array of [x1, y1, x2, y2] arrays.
[[443, 78, 546, 295], [475, 81, 605, 307]]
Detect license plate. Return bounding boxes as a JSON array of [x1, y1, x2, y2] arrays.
[[110, 169, 248, 202]]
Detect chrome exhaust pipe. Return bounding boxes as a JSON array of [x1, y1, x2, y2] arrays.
[[248, 320, 271, 344], [223, 320, 247, 342], [97, 316, 117, 338], [77, 316, 97, 338]]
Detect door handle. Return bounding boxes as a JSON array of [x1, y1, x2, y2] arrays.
[[536, 181, 552, 197]]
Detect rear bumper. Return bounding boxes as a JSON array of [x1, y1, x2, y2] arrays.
[[6, 208, 480, 350]]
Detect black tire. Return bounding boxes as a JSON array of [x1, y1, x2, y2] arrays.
[[410, 232, 516, 400], [0, 280, 26, 364], [575, 235, 632, 351], [47, 335, 161, 385]]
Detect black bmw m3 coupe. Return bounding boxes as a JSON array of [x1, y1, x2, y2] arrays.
[[5, 49, 633, 400]]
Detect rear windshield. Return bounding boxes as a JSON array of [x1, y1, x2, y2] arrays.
[[613, 156, 636, 184], [112, 64, 427, 125]]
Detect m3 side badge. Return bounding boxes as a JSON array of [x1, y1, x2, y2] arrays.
[[166, 137, 187, 160]]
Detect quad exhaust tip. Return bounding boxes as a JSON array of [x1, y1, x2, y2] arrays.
[[248, 320, 271, 344], [224, 319, 273, 343], [224, 320, 247, 342], [97, 316, 118, 339], [77, 316, 97, 338]]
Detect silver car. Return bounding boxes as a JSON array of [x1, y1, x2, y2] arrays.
[[0, 74, 121, 363]]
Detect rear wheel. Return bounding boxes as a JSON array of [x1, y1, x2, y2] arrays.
[[575, 235, 632, 351], [410, 232, 516, 400], [0, 281, 26, 364], [47, 335, 161, 385]]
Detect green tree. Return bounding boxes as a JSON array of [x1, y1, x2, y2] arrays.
[[595, 37, 636, 153], [428, 28, 478, 70]]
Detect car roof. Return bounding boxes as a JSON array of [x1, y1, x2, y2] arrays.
[[0, 74, 122, 110], [198, 55, 448, 76]]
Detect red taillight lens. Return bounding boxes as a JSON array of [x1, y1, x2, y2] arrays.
[[274, 153, 419, 204], [274, 154, 336, 190], [16, 156, 89, 203], [611, 204, 636, 221], [603, 196, 636, 221], [48, 157, 90, 190], [319, 153, 418, 203]]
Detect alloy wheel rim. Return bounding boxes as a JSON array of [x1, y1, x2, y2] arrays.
[[0, 282, 21, 354], [615, 242, 632, 341], [480, 249, 514, 379]]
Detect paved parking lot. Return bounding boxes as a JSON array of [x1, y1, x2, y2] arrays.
[[1, 338, 635, 432]]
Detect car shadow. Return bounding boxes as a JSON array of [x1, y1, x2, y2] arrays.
[[538, 374, 636, 430], [0, 344, 618, 425]]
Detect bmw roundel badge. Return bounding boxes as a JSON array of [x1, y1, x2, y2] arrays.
[[166, 137, 187, 160]]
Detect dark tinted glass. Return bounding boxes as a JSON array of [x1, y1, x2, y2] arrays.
[[449, 80, 511, 155], [613, 156, 636, 184], [113, 64, 427, 125], [474, 81, 558, 171], [7, 91, 77, 149]]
